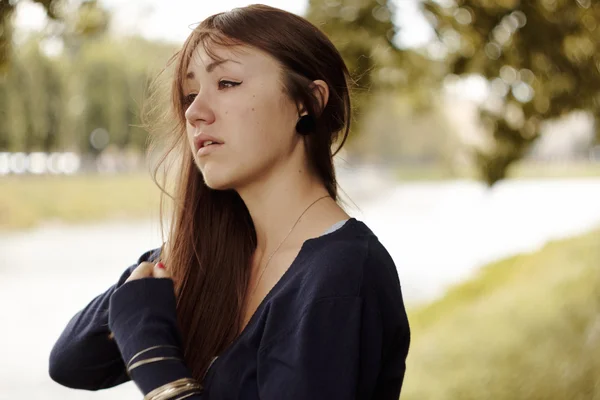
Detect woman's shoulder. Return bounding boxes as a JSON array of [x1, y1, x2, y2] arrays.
[[296, 218, 400, 300], [301, 219, 408, 329]]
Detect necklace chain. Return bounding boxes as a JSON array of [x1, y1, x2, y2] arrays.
[[245, 194, 330, 312]]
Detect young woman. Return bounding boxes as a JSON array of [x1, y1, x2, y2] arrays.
[[49, 4, 410, 399]]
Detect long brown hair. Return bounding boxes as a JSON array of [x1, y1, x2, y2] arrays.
[[145, 4, 352, 381]]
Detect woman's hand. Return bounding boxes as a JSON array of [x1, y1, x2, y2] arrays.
[[108, 261, 173, 340], [125, 261, 171, 283]]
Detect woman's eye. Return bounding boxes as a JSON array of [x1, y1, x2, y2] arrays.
[[219, 80, 241, 90], [183, 81, 239, 105]]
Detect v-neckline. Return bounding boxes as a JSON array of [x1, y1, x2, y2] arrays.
[[237, 217, 352, 335], [204, 218, 358, 379]]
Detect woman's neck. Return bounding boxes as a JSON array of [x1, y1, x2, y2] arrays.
[[236, 163, 347, 258]]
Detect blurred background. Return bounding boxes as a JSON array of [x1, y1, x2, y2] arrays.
[[1, 0, 599, 398]]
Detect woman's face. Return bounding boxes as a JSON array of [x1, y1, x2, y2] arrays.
[[182, 43, 301, 191]]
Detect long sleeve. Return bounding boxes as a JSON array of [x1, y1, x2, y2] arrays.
[[48, 248, 161, 390], [108, 276, 204, 399], [257, 295, 397, 400]]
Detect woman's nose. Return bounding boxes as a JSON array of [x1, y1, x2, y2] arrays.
[[184, 94, 215, 127]]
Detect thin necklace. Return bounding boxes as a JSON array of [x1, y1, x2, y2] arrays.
[[245, 193, 331, 315]]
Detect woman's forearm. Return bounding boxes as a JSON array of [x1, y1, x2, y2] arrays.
[[48, 248, 161, 390], [108, 277, 204, 398]]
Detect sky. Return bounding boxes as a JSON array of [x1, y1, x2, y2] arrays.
[[14, 0, 436, 49]]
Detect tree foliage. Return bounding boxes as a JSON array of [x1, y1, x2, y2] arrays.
[[3, 0, 598, 184], [0, 0, 111, 72], [0, 0, 63, 72], [422, 0, 600, 184], [306, 0, 410, 136], [0, 33, 176, 154]]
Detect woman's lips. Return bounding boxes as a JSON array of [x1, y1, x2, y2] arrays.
[[197, 143, 223, 157]]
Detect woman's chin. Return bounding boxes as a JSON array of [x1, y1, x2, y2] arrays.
[[200, 164, 251, 192], [201, 172, 236, 191]]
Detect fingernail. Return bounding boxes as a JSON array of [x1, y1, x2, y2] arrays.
[[156, 262, 165, 269]]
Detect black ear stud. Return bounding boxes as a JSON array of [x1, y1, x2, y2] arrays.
[[295, 115, 316, 135]]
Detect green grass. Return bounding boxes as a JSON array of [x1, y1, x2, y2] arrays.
[[395, 161, 600, 181], [0, 173, 161, 231], [402, 228, 600, 400]]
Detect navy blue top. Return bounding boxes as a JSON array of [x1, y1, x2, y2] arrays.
[[49, 218, 410, 399]]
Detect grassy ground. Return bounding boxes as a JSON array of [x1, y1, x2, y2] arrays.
[[0, 173, 161, 231], [402, 228, 600, 400]]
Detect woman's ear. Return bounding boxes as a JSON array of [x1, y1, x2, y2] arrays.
[[310, 80, 330, 115], [296, 80, 330, 117]]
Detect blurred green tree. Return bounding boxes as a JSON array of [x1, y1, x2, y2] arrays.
[[20, 40, 64, 152], [307, 0, 406, 139], [0, 0, 175, 155], [0, 0, 62, 73], [305, 0, 454, 165], [422, 0, 600, 185], [0, 0, 110, 72], [0, 36, 64, 152], [76, 39, 148, 154]]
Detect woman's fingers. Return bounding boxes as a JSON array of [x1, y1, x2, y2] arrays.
[[125, 261, 155, 282], [153, 262, 171, 279], [125, 261, 171, 282]]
